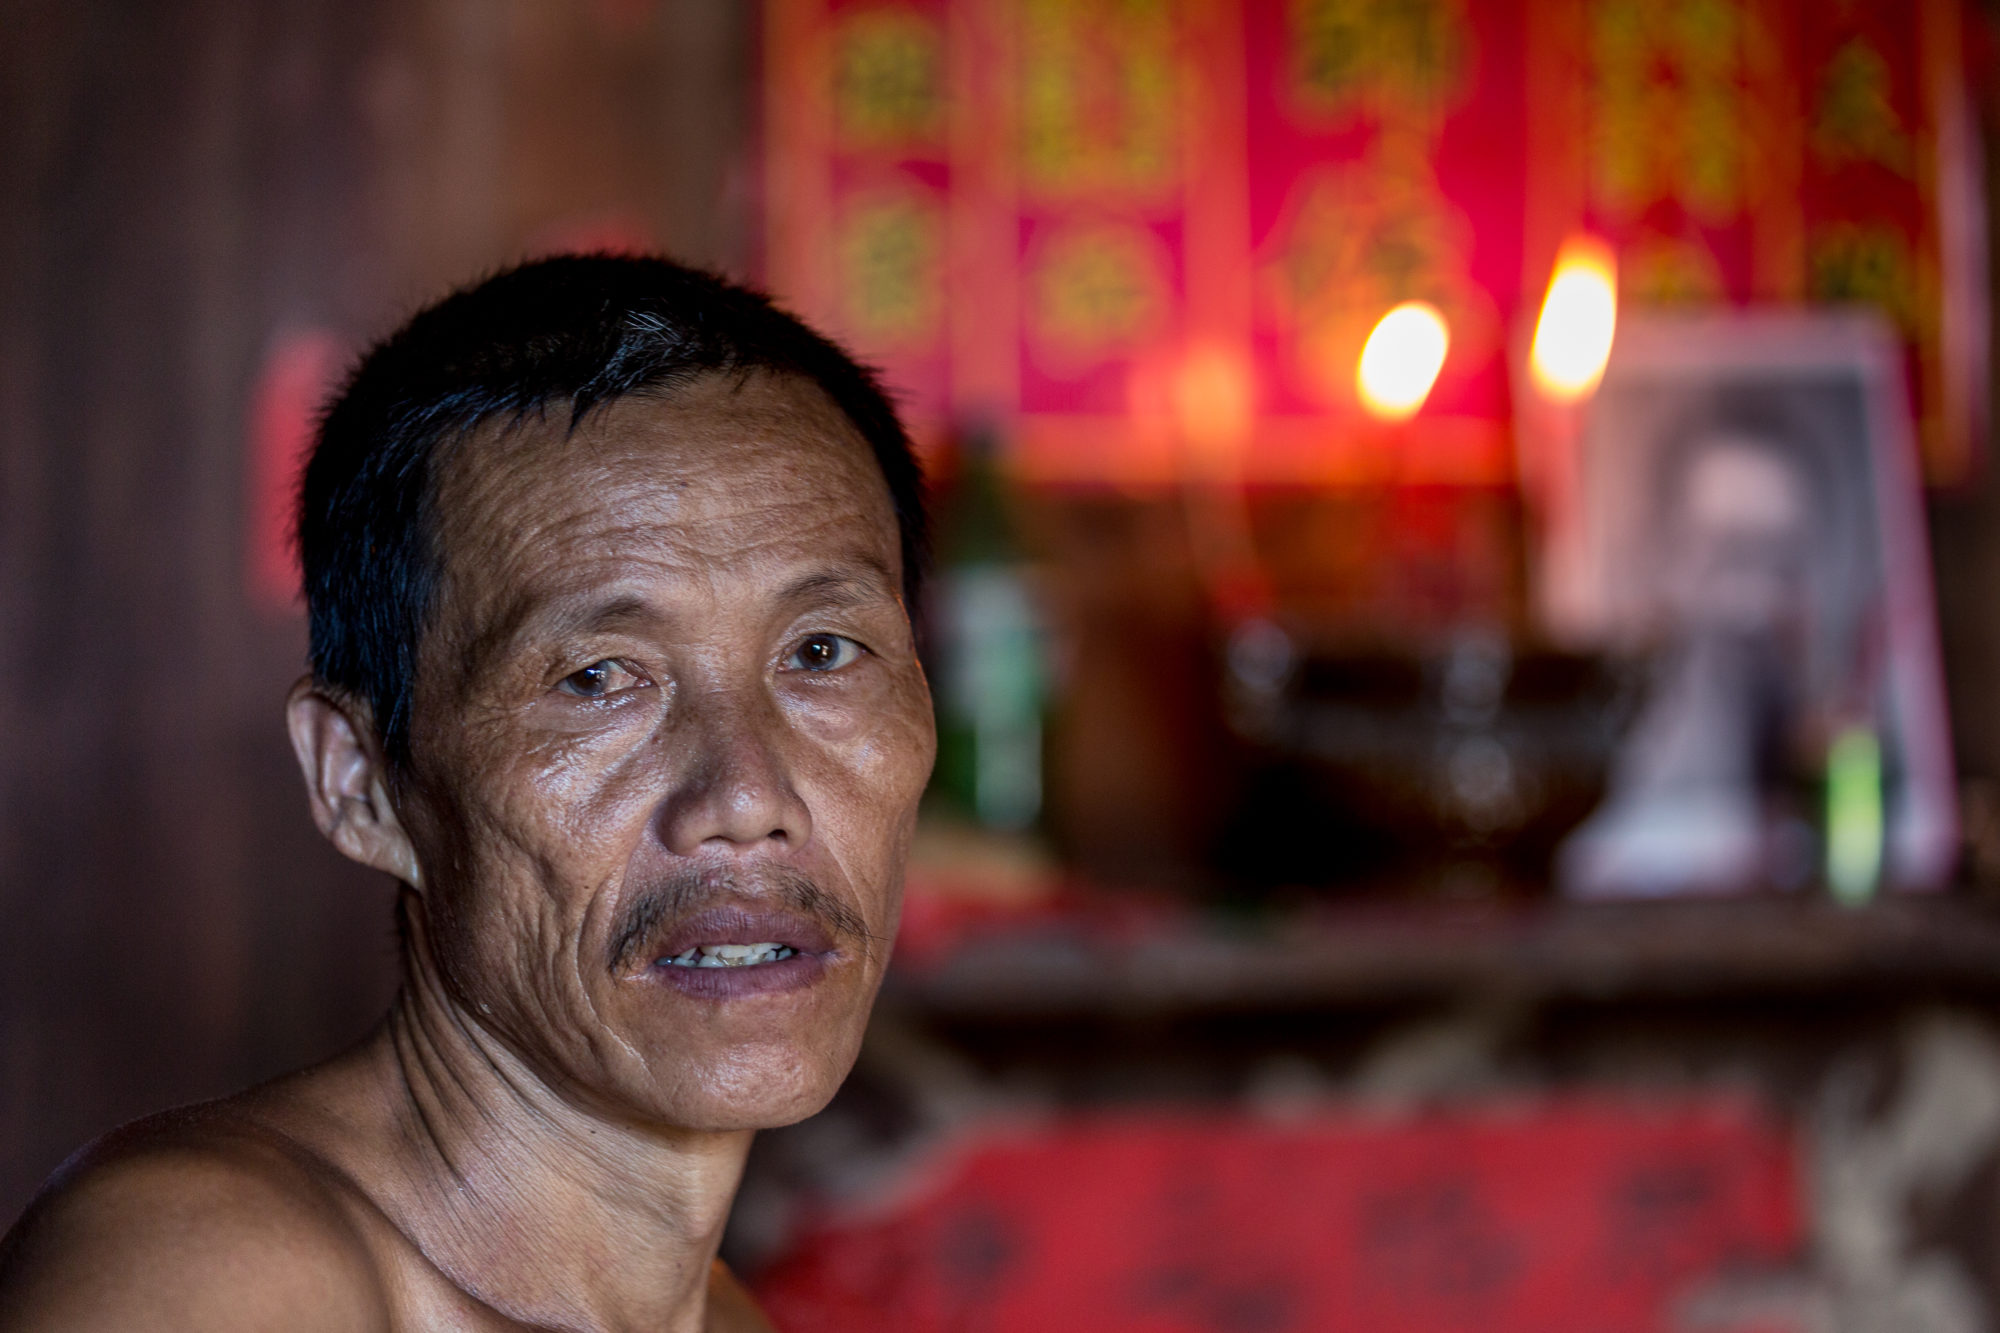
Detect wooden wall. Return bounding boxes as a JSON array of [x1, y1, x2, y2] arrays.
[[0, 0, 751, 1221]]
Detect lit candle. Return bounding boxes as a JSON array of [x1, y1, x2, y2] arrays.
[[1529, 237, 1618, 402], [1357, 301, 1450, 421]]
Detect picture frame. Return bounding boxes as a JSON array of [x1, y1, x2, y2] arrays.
[[1526, 311, 1956, 895]]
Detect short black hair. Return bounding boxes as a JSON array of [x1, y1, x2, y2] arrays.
[[298, 253, 927, 767]]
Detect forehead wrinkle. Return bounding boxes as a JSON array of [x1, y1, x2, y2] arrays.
[[780, 561, 901, 611], [471, 459, 884, 586], [577, 485, 900, 609], [437, 377, 891, 569]]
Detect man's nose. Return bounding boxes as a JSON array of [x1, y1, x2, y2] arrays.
[[655, 689, 813, 855]]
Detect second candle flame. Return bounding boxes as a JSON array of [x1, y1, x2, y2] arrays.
[[1530, 237, 1618, 401]]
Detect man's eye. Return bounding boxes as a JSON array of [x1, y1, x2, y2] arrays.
[[789, 633, 864, 672], [556, 660, 642, 698]]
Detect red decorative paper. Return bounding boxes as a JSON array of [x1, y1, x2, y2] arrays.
[[762, 0, 1981, 486], [244, 329, 346, 611], [756, 1099, 1803, 1332]]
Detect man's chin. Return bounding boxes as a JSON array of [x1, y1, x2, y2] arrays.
[[646, 1067, 848, 1134], [599, 962, 877, 1125], [605, 1032, 861, 1133]]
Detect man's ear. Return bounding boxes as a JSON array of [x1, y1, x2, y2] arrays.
[[285, 677, 424, 889]]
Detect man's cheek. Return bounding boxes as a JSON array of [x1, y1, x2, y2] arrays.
[[438, 792, 580, 952], [853, 708, 938, 809], [502, 749, 654, 857], [519, 724, 654, 811]]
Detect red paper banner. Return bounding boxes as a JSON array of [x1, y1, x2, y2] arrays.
[[763, 0, 1982, 486], [244, 328, 346, 611]]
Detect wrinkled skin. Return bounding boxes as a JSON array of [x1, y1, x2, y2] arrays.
[[403, 368, 933, 1131], [0, 371, 936, 1332]]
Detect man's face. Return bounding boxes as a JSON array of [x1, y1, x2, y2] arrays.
[[1665, 434, 1813, 638], [398, 371, 934, 1131]]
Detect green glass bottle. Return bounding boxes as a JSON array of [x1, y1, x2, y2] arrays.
[[1826, 722, 1884, 905], [930, 425, 1047, 831]]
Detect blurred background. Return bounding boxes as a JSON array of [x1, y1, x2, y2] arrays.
[[13, 0, 2000, 1327]]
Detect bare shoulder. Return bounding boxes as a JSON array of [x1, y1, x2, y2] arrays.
[[0, 1107, 390, 1332]]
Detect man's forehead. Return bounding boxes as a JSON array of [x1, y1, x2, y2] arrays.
[[428, 372, 900, 623], [438, 373, 888, 542]]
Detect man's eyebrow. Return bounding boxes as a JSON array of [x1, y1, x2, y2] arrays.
[[470, 592, 662, 668], [549, 593, 664, 636], [779, 560, 901, 608]]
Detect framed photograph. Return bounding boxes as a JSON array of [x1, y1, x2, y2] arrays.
[[1529, 312, 1956, 896]]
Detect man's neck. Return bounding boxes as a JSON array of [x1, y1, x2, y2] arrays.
[[326, 957, 755, 1332]]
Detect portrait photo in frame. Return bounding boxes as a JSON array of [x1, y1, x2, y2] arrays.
[[1525, 312, 1956, 898]]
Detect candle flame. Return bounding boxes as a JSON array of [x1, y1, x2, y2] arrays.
[[1356, 302, 1450, 421], [1530, 237, 1618, 401]]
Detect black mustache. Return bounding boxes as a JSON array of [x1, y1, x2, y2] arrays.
[[606, 863, 874, 971]]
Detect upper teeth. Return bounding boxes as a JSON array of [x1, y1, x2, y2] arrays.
[[662, 942, 796, 968]]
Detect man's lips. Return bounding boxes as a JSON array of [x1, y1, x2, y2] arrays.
[[630, 904, 842, 1001]]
